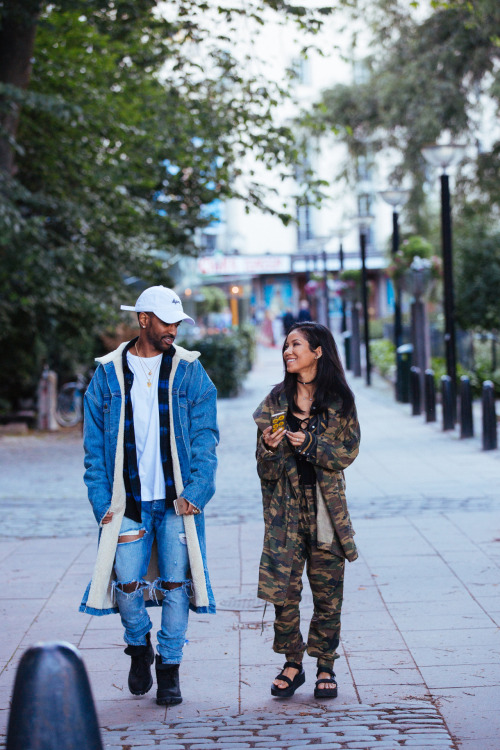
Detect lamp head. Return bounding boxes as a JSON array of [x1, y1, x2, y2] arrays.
[[379, 188, 410, 209], [421, 143, 466, 172]]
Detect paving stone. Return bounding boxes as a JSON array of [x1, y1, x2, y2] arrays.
[[2, 348, 495, 750]]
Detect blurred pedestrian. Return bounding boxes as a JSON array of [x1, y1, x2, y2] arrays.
[[80, 285, 218, 706], [282, 308, 296, 335], [253, 322, 360, 700], [261, 309, 275, 346], [297, 299, 312, 322]]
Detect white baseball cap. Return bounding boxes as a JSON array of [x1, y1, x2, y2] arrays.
[[121, 285, 195, 325]]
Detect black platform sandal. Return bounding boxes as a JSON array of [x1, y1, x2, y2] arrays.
[[270, 661, 305, 698], [314, 667, 337, 699]]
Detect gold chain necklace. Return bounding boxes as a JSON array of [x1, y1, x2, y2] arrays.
[[134, 343, 161, 388]]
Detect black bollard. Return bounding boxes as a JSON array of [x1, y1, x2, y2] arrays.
[[410, 366, 421, 416], [343, 331, 352, 371], [6, 642, 103, 750], [396, 344, 413, 404], [424, 369, 436, 423], [482, 380, 498, 451], [441, 375, 455, 431], [460, 376, 474, 439]]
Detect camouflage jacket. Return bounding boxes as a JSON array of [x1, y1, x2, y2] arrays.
[[253, 391, 360, 606]]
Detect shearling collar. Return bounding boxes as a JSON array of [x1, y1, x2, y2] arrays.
[[95, 339, 200, 367]]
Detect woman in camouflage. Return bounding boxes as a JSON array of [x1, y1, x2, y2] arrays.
[[253, 322, 360, 699]]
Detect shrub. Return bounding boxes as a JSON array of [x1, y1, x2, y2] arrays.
[[196, 286, 227, 316], [237, 323, 257, 372], [370, 338, 396, 379], [178, 326, 256, 397]]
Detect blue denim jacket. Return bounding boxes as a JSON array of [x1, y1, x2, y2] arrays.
[[81, 342, 218, 615]]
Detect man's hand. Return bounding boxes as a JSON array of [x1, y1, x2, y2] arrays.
[[176, 497, 198, 515], [101, 510, 114, 524]]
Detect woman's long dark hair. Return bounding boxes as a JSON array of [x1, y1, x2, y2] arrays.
[[272, 322, 355, 418]]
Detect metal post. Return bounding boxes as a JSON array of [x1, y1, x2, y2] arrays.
[[459, 375, 474, 438], [411, 298, 429, 412], [425, 369, 436, 422], [322, 248, 329, 328], [351, 304, 362, 378], [392, 209, 403, 351], [410, 366, 421, 416], [339, 239, 347, 333], [6, 642, 103, 750], [441, 375, 455, 431], [360, 230, 371, 386], [482, 380, 498, 450], [440, 173, 457, 407]]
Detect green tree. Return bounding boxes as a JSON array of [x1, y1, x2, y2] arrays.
[[454, 213, 500, 332], [308, 0, 500, 336], [310, 0, 500, 229], [0, 1, 333, 410]]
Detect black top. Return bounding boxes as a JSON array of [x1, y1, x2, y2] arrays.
[[287, 409, 317, 487]]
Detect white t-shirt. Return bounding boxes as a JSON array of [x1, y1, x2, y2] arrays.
[[126, 351, 165, 502]]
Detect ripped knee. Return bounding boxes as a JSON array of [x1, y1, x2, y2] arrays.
[[160, 581, 183, 591], [117, 528, 146, 544], [117, 581, 142, 594]]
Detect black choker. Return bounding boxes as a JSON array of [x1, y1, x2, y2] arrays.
[[298, 378, 315, 385]]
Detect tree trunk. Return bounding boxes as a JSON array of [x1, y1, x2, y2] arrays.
[[0, 4, 41, 175]]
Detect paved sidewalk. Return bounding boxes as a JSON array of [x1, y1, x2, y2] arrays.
[[1, 345, 499, 749]]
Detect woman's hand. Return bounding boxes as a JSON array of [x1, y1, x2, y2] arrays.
[[286, 430, 306, 450], [101, 510, 114, 524], [262, 425, 286, 450]]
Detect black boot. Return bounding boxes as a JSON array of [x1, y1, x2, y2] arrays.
[[124, 632, 154, 695], [155, 655, 182, 705]]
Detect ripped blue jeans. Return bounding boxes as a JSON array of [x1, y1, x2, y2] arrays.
[[114, 500, 190, 664]]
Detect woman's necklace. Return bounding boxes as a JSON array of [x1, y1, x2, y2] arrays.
[[297, 381, 315, 402], [134, 343, 161, 388]]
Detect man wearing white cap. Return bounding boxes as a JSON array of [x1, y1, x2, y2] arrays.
[[80, 286, 219, 706]]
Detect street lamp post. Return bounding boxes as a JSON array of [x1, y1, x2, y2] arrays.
[[353, 203, 374, 387], [380, 188, 410, 402], [339, 238, 346, 332], [360, 226, 371, 386], [322, 246, 329, 328], [421, 143, 466, 405], [379, 189, 410, 351], [331, 227, 349, 333]]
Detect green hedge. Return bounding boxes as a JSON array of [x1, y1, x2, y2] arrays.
[[370, 338, 396, 379], [370, 336, 500, 396], [178, 326, 256, 397]]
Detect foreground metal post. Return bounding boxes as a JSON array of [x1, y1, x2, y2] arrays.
[[351, 304, 362, 378], [6, 642, 103, 750], [360, 230, 371, 386], [482, 381, 498, 451], [343, 330, 352, 371], [425, 369, 436, 422], [396, 344, 413, 404], [410, 366, 421, 416], [459, 376, 474, 439], [441, 375, 455, 431], [440, 173, 458, 391]]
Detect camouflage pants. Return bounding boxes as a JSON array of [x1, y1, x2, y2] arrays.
[[273, 486, 345, 671]]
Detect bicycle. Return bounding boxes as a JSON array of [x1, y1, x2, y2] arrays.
[[55, 370, 92, 427]]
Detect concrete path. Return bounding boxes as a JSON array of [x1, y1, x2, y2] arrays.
[[0, 345, 499, 749]]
